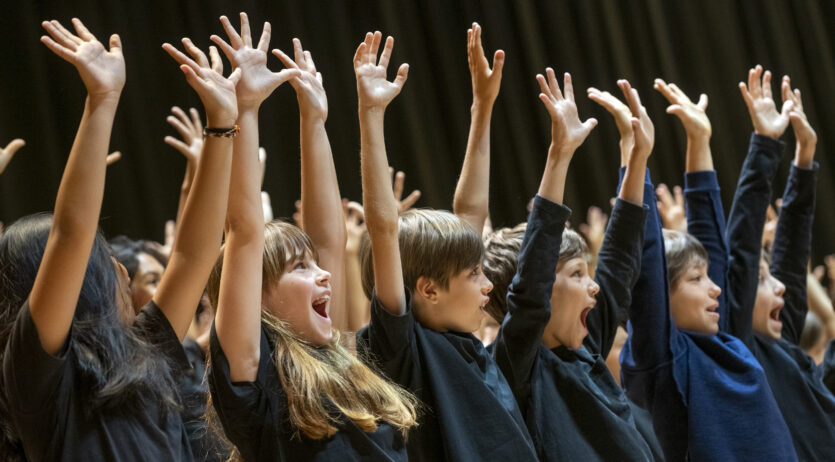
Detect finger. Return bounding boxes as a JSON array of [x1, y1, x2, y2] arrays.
[[259, 147, 267, 186], [775, 198, 783, 212], [666, 104, 684, 116], [546, 68, 562, 99], [40, 35, 76, 61], [393, 63, 409, 89], [171, 106, 194, 133], [105, 151, 122, 166], [48, 20, 82, 47], [41, 21, 78, 52], [167, 114, 192, 140], [379, 36, 394, 70], [370, 31, 382, 63], [473, 23, 486, 61], [738, 82, 754, 108], [563, 72, 574, 102], [227, 67, 242, 85], [668, 83, 687, 100], [619, 80, 641, 116], [219, 15, 243, 48], [189, 107, 203, 132], [210, 34, 237, 62], [162, 43, 201, 71], [762, 70, 772, 100], [751, 65, 762, 99], [388, 166, 395, 185], [766, 204, 777, 221], [779, 99, 794, 119], [353, 35, 370, 69], [261, 192, 274, 222], [272, 47, 299, 70], [492, 49, 505, 76], [583, 117, 598, 132], [392, 171, 405, 200], [240, 12, 253, 47], [209, 46, 223, 74], [536, 74, 552, 100], [653, 78, 678, 104], [781, 75, 791, 104], [697, 93, 708, 111], [2, 139, 25, 157], [257, 21, 271, 52], [165, 220, 176, 246], [182, 37, 209, 68], [673, 185, 684, 206], [303, 47, 318, 74], [813, 265, 825, 282], [70, 17, 95, 42], [180, 64, 209, 93], [293, 37, 304, 66], [164, 136, 191, 156], [656, 184, 674, 207], [400, 190, 421, 210]]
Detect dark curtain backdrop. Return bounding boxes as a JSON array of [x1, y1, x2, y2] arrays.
[[1, 1, 833, 262]]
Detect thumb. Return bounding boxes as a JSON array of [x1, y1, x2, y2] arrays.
[[492, 49, 505, 75], [109, 34, 122, 53]]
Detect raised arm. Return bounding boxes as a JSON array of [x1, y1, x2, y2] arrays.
[[654, 80, 731, 327], [453, 22, 504, 232], [495, 69, 594, 400], [164, 106, 203, 227], [355, 32, 409, 315], [770, 76, 818, 344], [583, 80, 652, 357], [274, 38, 346, 323], [29, 19, 124, 355], [208, 13, 297, 381], [725, 66, 791, 342]]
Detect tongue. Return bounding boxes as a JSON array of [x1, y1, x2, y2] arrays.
[[313, 302, 328, 318]]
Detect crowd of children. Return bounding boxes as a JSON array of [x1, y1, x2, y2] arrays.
[[0, 13, 833, 462]]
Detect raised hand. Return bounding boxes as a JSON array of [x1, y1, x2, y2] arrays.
[[0, 139, 25, 175], [354, 32, 409, 109], [618, 79, 654, 160], [164, 106, 204, 164], [739, 65, 793, 140], [587, 86, 634, 165], [105, 151, 121, 166], [781, 76, 817, 168], [468, 22, 504, 107], [273, 38, 328, 121], [579, 205, 608, 257], [211, 13, 299, 111], [162, 38, 241, 126], [656, 183, 686, 232], [390, 167, 421, 213], [41, 18, 125, 100], [762, 203, 778, 251], [537, 68, 597, 157], [654, 79, 710, 140], [344, 200, 366, 255]]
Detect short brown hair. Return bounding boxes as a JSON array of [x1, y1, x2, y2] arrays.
[[360, 209, 484, 299], [482, 225, 589, 324], [663, 229, 709, 289]]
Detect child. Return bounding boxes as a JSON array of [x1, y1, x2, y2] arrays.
[[0, 18, 240, 460], [205, 15, 417, 461], [619, 71, 797, 461], [484, 73, 661, 461], [355, 30, 538, 461], [718, 73, 835, 459]]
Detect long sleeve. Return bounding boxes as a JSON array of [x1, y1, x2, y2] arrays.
[[683, 170, 730, 331], [583, 198, 647, 358], [493, 196, 570, 410], [725, 134, 784, 345], [771, 163, 818, 345]]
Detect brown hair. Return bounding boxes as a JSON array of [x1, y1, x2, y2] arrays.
[[662, 229, 709, 289], [207, 221, 418, 442], [360, 209, 485, 299], [481, 224, 589, 324]]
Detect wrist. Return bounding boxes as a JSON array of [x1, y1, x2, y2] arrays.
[[794, 145, 815, 169], [358, 106, 386, 118], [206, 115, 237, 128], [87, 92, 121, 108], [471, 100, 495, 114]]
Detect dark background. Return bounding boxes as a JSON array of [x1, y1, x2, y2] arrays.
[[1, 0, 833, 263]]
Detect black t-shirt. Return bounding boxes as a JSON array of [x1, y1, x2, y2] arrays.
[[358, 291, 538, 462], [181, 337, 230, 462], [207, 323, 407, 461], [2, 300, 193, 461]]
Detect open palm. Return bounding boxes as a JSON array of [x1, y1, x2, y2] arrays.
[[354, 32, 408, 109]]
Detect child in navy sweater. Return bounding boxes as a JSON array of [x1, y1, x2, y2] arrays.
[[619, 69, 797, 461]]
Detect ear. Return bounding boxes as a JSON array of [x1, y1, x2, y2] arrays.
[[415, 276, 440, 304]]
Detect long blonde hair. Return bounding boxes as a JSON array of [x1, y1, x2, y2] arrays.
[[208, 220, 418, 441]]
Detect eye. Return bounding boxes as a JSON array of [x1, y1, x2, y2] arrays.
[[689, 275, 701, 283], [293, 261, 307, 271], [471, 266, 481, 276], [572, 270, 582, 278]]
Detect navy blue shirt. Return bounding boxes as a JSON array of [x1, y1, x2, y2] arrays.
[[208, 324, 407, 461], [2, 301, 193, 461], [492, 195, 657, 461], [358, 290, 538, 462], [621, 142, 796, 462]]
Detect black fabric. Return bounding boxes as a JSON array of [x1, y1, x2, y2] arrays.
[[2, 300, 192, 462], [493, 195, 656, 461], [181, 337, 230, 462], [208, 323, 406, 462], [358, 291, 538, 462]]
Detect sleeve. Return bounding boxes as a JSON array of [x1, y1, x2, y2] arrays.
[[823, 340, 835, 396], [684, 170, 730, 331], [770, 163, 818, 345], [725, 134, 784, 344], [365, 290, 422, 389], [132, 300, 190, 373], [2, 301, 71, 414], [207, 323, 274, 448], [583, 198, 647, 358], [492, 195, 570, 407], [621, 168, 674, 369]]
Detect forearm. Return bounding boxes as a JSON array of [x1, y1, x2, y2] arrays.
[[345, 252, 371, 331], [453, 103, 493, 231], [536, 146, 570, 205], [684, 135, 713, 172], [300, 119, 345, 254], [619, 153, 647, 206], [175, 161, 196, 227]]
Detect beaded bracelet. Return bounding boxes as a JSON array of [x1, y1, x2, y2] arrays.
[[203, 125, 240, 138]]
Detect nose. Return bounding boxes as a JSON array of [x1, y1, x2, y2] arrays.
[[773, 277, 786, 296], [709, 280, 722, 298], [315, 266, 331, 286], [588, 278, 600, 296], [482, 274, 494, 294]]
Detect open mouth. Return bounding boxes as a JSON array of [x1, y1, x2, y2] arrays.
[[770, 305, 783, 322], [580, 307, 592, 330], [312, 295, 330, 319]]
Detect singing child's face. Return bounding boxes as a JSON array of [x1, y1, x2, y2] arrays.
[[263, 254, 333, 346], [752, 258, 786, 341], [669, 262, 721, 335], [129, 252, 164, 311], [544, 257, 600, 350], [418, 264, 494, 334]]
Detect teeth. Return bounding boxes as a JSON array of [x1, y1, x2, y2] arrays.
[[313, 295, 330, 305]]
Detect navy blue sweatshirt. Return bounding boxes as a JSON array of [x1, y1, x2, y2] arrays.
[[492, 195, 658, 461], [621, 142, 796, 462]]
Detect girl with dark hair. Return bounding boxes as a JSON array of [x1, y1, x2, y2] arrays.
[[0, 17, 241, 461], [205, 14, 417, 461]]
